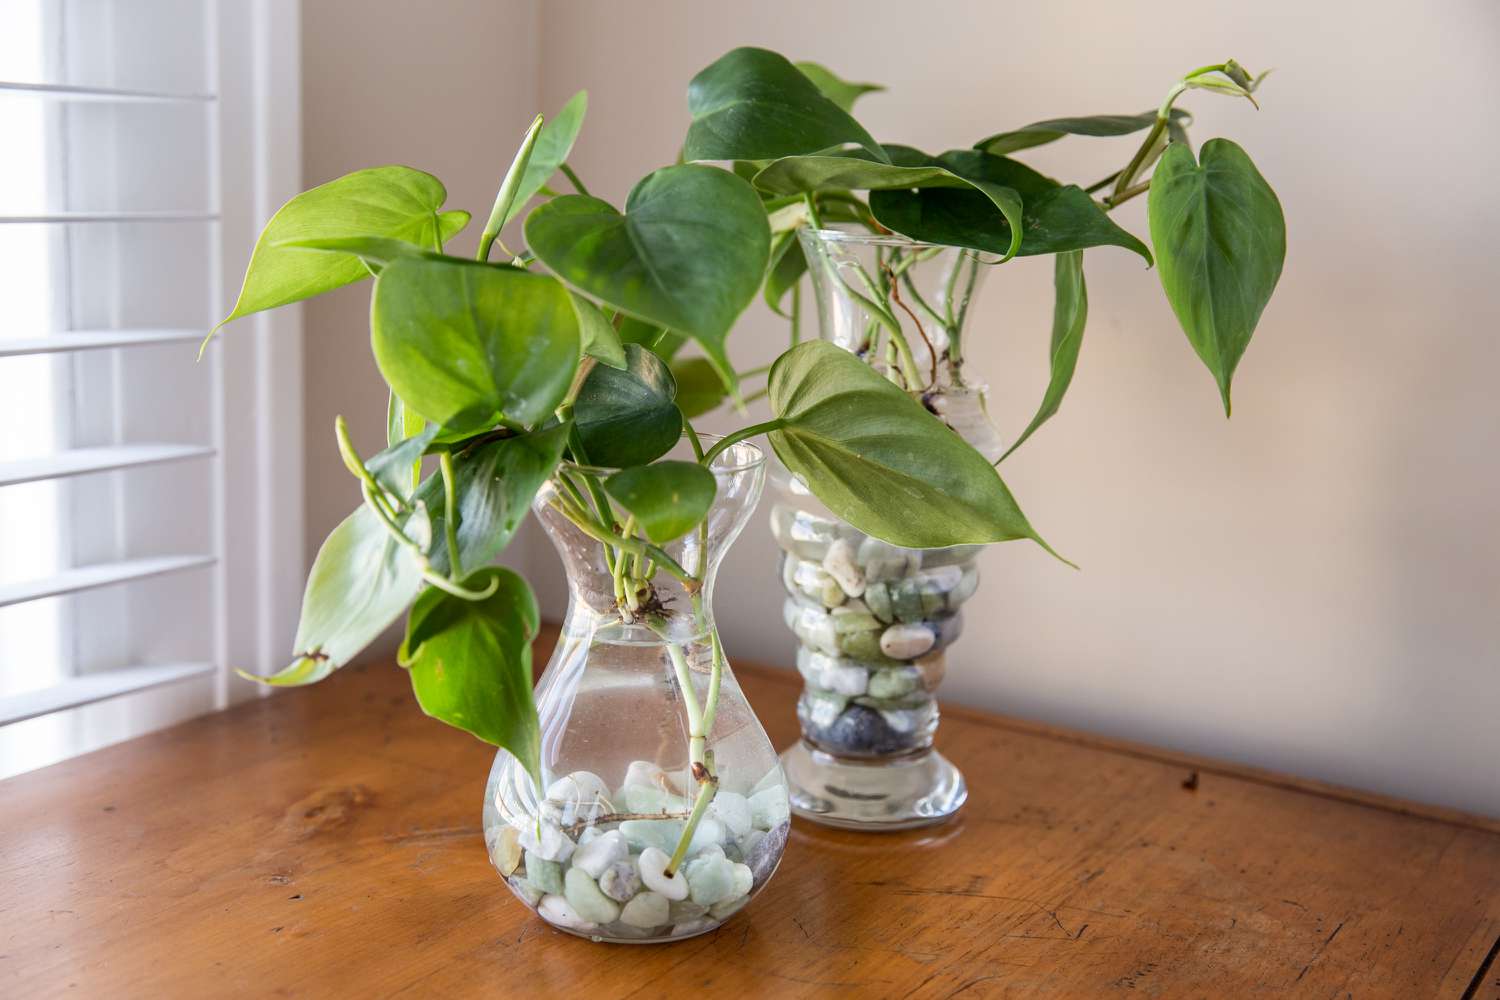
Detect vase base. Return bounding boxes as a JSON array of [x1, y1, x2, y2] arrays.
[[780, 741, 966, 830]]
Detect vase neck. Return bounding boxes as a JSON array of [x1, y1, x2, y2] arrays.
[[531, 440, 766, 635]]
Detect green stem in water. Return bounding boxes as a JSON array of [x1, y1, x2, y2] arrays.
[[439, 451, 463, 579], [802, 192, 824, 231]]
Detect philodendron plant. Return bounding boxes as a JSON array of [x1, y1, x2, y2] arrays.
[[212, 47, 1284, 873]]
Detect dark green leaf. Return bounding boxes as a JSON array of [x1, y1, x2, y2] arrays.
[[870, 148, 1151, 264], [501, 91, 588, 229], [975, 109, 1191, 156], [400, 567, 542, 785], [573, 344, 682, 468], [999, 251, 1087, 462], [752, 149, 1026, 262], [683, 47, 887, 163], [603, 461, 717, 543], [768, 341, 1062, 557], [525, 164, 768, 386], [570, 294, 627, 369], [418, 423, 571, 575], [793, 61, 884, 113], [370, 256, 580, 431], [367, 422, 440, 497], [1148, 139, 1285, 414], [670, 357, 729, 417], [214, 166, 469, 337], [242, 503, 427, 686]]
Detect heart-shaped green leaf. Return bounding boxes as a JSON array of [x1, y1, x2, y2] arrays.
[[768, 341, 1062, 556], [213, 166, 469, 339], [242, 503, 428, 686], [570, 294, 627, 369], [525, 164, 768, 385], [371, 256, 580, 431], [975, 109, 1191, 156], [500, 90, 587, 229], [400, 567, 542, 786], [753, 148, 1026, 261], [1000, 251, 1088, 462], [870, 148, 1151, 264], [417, 422, 571, 576], [1148, 139, 1285, 414], [604, 461, 717, 543], [573, 344, 682, 468], [794, 61, 884, 113], [684, 47, 887, 163]]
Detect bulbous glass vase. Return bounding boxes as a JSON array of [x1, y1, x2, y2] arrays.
[[774, 227, 999, 830], [483, 440, 790, 943]]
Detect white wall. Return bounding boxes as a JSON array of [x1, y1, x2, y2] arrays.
[[303, 0, 1500, 816]]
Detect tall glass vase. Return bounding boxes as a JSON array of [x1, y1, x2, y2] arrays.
[[774, 227, 998, 830], [484, 440, 790, 942]]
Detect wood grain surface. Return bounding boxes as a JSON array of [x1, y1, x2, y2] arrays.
[[3, 627, 1498, 999]]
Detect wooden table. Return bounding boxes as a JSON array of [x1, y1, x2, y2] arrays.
[[4, 629, 1499, 999]]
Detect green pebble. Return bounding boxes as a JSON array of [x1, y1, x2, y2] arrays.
[[868, 667, 920, 699], [892, 581, 926, 623], [564, 866, 621, 924], [864, 581, 894, 622], [523, 851, 564, 895]]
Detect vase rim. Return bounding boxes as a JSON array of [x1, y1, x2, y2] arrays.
[[558, 433, 766, 477], [801, 226, 980, 252]]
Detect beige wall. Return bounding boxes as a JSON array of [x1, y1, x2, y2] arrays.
[[303, 0, 1500, 815]]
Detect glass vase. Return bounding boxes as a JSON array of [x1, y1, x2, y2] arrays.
[[774, 227, 998, 829], [483, 439, 790, 943]]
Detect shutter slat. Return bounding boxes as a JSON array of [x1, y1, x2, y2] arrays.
[[0, 211, 219, 224], [0, 663, 215, 725], [0, 330, 205, 358], [0, 80, 215, 103], [0, 444, 214, 487], [0, 555, 216, 608]]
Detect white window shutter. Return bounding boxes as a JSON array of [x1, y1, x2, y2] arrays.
[[0, 0, 304, 777]]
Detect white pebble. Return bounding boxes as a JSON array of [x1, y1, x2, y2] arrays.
[[619, 890, 669, 928], [688, 816, 725, 854], [517, 819, 574, 863], [822, 538, 866, 597], [570, 828, 628, 878], [538, 893, 597, 932], [820, 662, 869, 696], [749, 786, 790, 830], [637, 846, 689, 901], [709, 791, 753, 838], [546, 770, 611, 806], [621, 760, 666, 790], [879, 622, 936, 660]]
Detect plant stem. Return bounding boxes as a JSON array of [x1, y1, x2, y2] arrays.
[[802, 192, 823, 230], [559, 163, 590, 196], [439, 452, 463, 579], [790, 281, 801, 345], [700, 418, 786, 466], [665, 777, 718, 877]]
